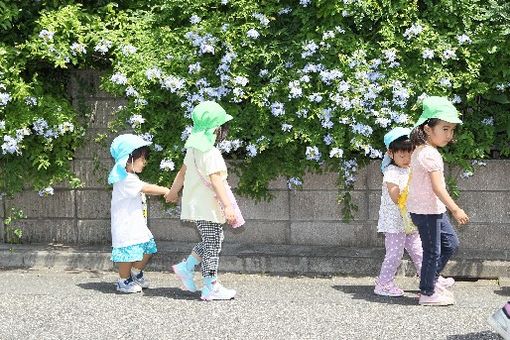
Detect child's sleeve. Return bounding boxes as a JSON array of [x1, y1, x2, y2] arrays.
[[418, 147, 443, 172], [204, 148, 228, 176], [119, 175, 145, 198], [382, 166, 400, 186]]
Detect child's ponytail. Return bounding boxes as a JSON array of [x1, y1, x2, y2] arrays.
[[410, 125, 427, 147]]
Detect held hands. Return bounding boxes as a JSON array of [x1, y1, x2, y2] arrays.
[[452, 208, 469, 225], [224, 205, 237, 225], [164, 188, 179, 203]]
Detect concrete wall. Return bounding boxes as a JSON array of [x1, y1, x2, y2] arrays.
[[1, 70, 510, 277]]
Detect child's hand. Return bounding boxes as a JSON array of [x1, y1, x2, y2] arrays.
[[224, 205, 237, 225], [452, 208, 469, 225], [164, 189, 179, 203]]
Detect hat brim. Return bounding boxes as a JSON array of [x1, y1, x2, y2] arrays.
[[414, 116, 463, 128]]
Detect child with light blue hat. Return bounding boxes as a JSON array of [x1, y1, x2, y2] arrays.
[[374, 127, 423, 297], [109, 134, 170, 293]]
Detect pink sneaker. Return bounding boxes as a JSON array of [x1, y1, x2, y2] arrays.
[[438, 276, 455, 288], [374, 281, 404, 297], [419, 291, 455, 306]]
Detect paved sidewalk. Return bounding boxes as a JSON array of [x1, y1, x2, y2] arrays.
[[0, 268, 507, 339]]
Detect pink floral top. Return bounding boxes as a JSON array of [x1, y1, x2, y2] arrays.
[[407, 145, 447, 214]]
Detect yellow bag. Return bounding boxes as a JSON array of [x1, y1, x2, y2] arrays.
[[397, 171, 417, 235]]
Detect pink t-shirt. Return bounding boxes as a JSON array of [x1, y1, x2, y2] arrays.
[[407, 145, 447, 214]]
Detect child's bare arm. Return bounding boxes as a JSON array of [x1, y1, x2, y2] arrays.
[[386, 182, 400, 204], [141, 183, 170, 196], [430, 171, 469, 224], [165, 165, 186, 203], [209, 172, 236, 224]]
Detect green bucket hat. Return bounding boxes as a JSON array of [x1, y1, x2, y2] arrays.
[[184, 101, 233, 152], [414, 96, 463, 127]]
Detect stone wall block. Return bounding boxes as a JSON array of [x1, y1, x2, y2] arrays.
[[76, 190, 111, 219], [68, 70, 110, 99], [77, 220, 111, 244], [6, 191, 75, 218], [290, 190, 367, 221], [150, 220, 200, 242], [10, 219, 77, 244], [457, 223, 510, 250], [237, 191, 289, 220], [224, 221, 289, 245], [74, 129, 113, 160], [290, 222, 382, 247], [73, 159, 110, 189], [452, 161, 510, 191], [74, 98, 126, 129], [456, 192, 510, 223]]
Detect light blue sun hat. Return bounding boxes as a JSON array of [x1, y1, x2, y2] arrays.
[[381, 127, 411, 172], [108, 134, 152, 185]]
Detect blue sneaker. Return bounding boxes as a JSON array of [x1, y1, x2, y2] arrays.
[[172, 261, 197, 292]]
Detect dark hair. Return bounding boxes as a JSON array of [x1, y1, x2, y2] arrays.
[[127, 146, 150, 163], [410, 118, 441, 147], [215, 123, 230, 144], [388, 135, 413, 153]]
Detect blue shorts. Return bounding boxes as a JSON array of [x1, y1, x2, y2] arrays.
[[111, 238, 157, 263]]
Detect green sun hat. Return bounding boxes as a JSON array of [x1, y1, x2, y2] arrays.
[[414, 96, 463, 127], [184, 101, 233, 152]]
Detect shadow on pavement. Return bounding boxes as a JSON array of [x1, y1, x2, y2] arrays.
[[446, 330, 500, 339], [493, 286, 510, 297], [331, 284, 418, 305], [76, 282, 200, 300], [143, 287, 201, 300]]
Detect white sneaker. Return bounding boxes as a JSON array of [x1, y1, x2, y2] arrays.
[[419, 291, 455, 306], [131, 271, 150, 289], [488, 308, 510, 340], [116, 278, 142, 293], [201, 282, 236, 301], [438, 276, 455, 288]]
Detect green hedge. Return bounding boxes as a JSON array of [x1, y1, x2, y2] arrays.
[[1, 0, 510, 217]]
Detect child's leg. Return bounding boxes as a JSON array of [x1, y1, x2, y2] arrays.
[[118, 262, 134, 279], [196, 221, 224, 279], [377, 232, 406, 285], [436, 213, 459, 276], [411, 213, 441, 296], [133, 254, 152, 271], [404, 232, 423, 274]]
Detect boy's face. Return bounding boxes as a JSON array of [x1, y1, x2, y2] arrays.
[[389, 149, 412, 168]]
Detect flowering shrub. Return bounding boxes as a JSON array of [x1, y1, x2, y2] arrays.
[[2, 1, 510, 219]]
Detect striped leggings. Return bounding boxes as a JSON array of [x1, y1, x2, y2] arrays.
[[192, 220, 224, 278]]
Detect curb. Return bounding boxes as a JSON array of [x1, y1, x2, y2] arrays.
[[1, 242, 509, 279]]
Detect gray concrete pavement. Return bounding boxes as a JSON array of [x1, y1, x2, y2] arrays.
[[0, 269, 507, 339]]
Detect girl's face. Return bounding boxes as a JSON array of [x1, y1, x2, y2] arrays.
[[424, 120, 457, 147], [126, 155, 147, 173], [388, 149, 412, 168]]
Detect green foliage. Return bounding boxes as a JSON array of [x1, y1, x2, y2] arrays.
[[1, 1, 510, 219], [4, 208, 25, 244]]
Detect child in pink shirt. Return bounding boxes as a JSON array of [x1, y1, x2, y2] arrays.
[[408, 96, 469, 306]]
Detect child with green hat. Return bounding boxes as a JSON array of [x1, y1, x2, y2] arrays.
[[408, 96, 469, 306], [165, 101, 239, 301], [109, 134, 170, 293]]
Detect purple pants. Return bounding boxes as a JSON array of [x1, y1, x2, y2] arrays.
[[377, 232, 423, 285]]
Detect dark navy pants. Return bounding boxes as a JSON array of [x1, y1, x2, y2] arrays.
[[410, 213, 459, 296]]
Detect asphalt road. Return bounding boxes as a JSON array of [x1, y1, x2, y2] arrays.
[[0, 269, 507, 339]]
